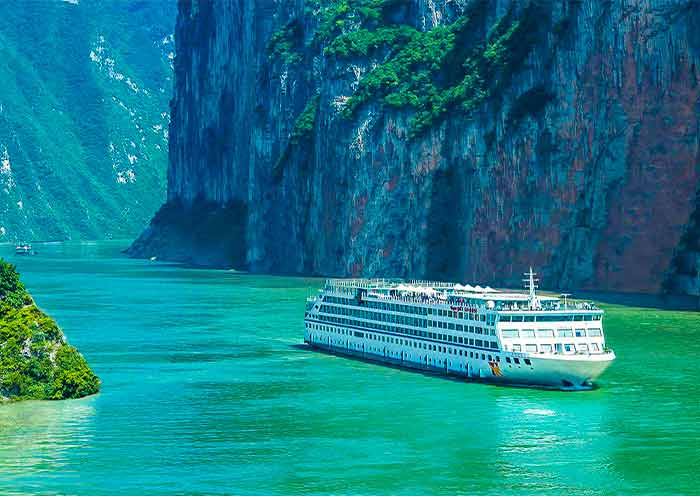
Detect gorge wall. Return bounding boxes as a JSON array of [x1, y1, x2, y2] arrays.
[[129, 0, 700, 295]]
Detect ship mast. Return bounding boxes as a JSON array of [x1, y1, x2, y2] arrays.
[[523, 267, 540, 310]]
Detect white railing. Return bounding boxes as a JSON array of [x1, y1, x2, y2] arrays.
[[325, 278, 398, 289]]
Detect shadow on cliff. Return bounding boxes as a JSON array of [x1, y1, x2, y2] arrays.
[[126, 198, 247, 269], [424, 163, 468, 280]]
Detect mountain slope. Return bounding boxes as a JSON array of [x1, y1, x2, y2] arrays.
[[130, 0, 700, 295], [0, 0, 175, 242]]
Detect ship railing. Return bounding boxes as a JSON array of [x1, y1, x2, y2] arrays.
[[494, 302, 600, 312], [325, 278, 398, 289], [407, 279, 457, 288]]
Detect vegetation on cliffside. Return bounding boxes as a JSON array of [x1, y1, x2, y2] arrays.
[[270, 0, 548, 161], [0, 260, 99, 401]]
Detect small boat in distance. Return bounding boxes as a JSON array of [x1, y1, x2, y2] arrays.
[[304, 269, 616, 390], [15, 243, 32, 255]]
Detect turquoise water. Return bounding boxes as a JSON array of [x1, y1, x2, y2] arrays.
[[0, 242, 698, 495]]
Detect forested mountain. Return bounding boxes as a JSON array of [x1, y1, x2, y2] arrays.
[[0, 0, 175, 241]]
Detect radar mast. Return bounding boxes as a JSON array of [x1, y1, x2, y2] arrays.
[[523, 267, 540, 310]]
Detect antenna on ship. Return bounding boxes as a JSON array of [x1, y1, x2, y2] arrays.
[[560, 293, 571, 309], [523, 267, 540, 310]]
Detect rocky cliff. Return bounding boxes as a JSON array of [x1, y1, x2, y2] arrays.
[[0, 0, 175, 242], [129, 0, 700, 295]]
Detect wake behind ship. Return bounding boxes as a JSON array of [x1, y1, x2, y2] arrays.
[[303, 270, 615, 390]]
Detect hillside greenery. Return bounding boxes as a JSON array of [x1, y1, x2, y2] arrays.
[[0, 260, 99, 401], [0, 0, 175, 243], [269, 0, 549, 148]]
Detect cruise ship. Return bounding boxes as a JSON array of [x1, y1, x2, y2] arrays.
[[303, 270, 615, 390]]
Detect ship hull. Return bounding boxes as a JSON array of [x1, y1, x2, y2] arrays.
[[304, 336, 614, 391]]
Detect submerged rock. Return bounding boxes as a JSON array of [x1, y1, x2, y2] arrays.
[[0, 260, 99, 401]]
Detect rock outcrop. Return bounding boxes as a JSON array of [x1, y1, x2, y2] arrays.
[[0, 259, 100, 401], [130, 0, 700, 295]]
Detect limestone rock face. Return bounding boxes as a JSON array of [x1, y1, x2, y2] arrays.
[[130, 0, 700, 294]]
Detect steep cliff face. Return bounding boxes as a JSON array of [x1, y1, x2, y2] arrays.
[[130, 0, 700, 295], [0, 0, 175, 242]]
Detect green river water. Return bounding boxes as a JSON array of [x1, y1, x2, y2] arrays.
[[0, 242, 698, 495]]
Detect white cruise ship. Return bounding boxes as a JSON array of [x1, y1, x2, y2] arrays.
[[303, 269, 615, 390]]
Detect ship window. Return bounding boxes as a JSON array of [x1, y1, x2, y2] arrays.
[[524, 358, 531, 365], [557, 329, 573, 337], [578, 343, 589, 352], [512, 344, 521, 352], [564, 343, 574, 352], [511, 315, 523, 322], [575, 329, 586, 337], [555, 343, 563, 353], [481, 354, 485, 360], [521, 330, 535, 338], [501, 316, 511, 322], [513, 358, 520, 364], [505, 357, 511, 363], [588, 328, 602, 336], [490, 342, 498, 349], [458, 337, 463, 344], [524, 316, 535, 322], [574, 314, 584, 321], [470, 352, 474, 358], [540, 344, 552, 353], [475, 339, 483, 347], [448, 323, 455, 330], [488, 355, 493, 361], [501, 329, 519, 338], [590, 343, 600, 351]]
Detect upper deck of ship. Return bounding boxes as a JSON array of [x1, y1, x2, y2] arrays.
[[322, 278, 601, 313]]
